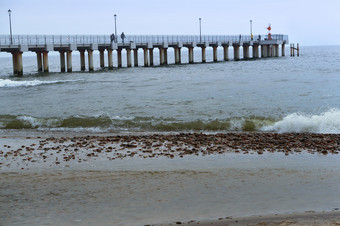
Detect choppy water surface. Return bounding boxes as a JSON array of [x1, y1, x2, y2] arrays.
[[0, 46, 340, 132]]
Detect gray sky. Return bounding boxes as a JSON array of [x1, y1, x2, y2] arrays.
[[1, 0, 340, 46]]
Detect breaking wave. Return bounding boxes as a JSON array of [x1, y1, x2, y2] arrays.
[[1, 109, 340, 133], [0, 79, 82, 88], [261, 108, 340, 134]]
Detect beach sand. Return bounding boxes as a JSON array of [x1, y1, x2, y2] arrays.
[[1, 131, 340, 225]]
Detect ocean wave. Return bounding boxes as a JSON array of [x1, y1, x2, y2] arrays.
[[261, 108, 340, 134], [0, 114, 273, 132], [2, 110, 340, 133], [0, 79, 82, 88]]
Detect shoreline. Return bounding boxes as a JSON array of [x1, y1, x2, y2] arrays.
[[1, 131, 340, 171], [159, 210, 340, 225]]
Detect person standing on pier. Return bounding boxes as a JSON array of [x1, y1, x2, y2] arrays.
[[121, 32, 126, 44], [110, 33, 115, 43]]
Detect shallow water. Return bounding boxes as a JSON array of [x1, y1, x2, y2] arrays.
[[1, 153, 340, 226]]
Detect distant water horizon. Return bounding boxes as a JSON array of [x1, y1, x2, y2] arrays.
[[1, 45, 340, 133]]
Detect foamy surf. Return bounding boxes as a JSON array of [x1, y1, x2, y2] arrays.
[[261, 108, 340, 134], [0, 79, 81, 88]]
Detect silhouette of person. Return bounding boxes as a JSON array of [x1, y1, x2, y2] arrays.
[[121, 32, 126, 44], [110, 33, 115, 43]]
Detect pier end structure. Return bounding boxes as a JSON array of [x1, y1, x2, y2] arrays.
[[0, 34, 288, 75]]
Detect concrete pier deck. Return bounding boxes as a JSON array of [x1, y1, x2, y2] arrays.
[[0, 34, 288, 76]]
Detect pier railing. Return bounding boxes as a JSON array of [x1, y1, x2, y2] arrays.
[[0, 34, 288, 46]]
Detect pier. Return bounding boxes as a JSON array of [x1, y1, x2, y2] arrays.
[[0, 34, 288, 76]]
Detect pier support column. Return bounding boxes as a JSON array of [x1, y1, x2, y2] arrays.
[[143, 48, 149, 67], [134, 49, 138, 67], [174, 47, 181, 64], [213, 46, 218, 62], [99, 50, 105, 68], [117, 49, 122, 68], [243, 45, 250, 59], [80, 50, 86, 71], [261, 45, 267, 58], [275, 45, 280, 57], [223, 46, 229, 61], [88, 50, 94, 71], [164, 48, 168, 64], [59, 51, 65, 72], [233, 45, 240, 61], [36, 52, 43, 72], [149, 48, 154, 66], [282, 44, 285, 57], [201, 47, 206, 63], [43, 51, 49, 72], [252, 45, 259, 58], [108, 49, 113, 69], [12, 52, 23, 76], [127, 49, 132, 67], [67, 51, 72, 72], [159, 48, 164, 65], [188, 47, 194, 64]]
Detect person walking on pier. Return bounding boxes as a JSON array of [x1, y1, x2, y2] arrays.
[[121, 32, 126, 44]]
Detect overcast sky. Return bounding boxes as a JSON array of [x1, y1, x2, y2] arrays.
[[1, 0, 340, 46]]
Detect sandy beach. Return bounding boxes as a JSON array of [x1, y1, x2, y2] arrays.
[[1, 132, 340, 225]]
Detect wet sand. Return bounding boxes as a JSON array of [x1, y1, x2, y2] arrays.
[[1, 132, 340, 225]]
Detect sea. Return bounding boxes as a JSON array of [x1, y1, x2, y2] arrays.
[[1, 45, 340, 134]]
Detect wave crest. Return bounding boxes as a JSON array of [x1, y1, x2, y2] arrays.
[[261, 108, 340, 133], [0, 79, 81, 88]]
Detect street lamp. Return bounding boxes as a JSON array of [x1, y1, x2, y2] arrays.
[[250, 20, 253, 41], [199, 18, 202, 43], [114, 14, 117, 43], [8, 9, 13, 44]]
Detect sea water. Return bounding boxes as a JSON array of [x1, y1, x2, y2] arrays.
[[0, 45, 340, 134]]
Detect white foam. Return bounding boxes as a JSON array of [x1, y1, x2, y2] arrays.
[[261, 108, 340, 134], [17, 116, 60, 128], [0, 79, 80, 88]]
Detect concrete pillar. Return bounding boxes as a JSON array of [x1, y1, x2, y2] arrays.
[[79, 51, 85, 71], [88, 50, 94, 71], [268, 45, 272, 57], [282, 44, 285, 57], [201, 47, 206, 63], [252, 45, 259, 58], [99, 50, 105, 68], [233, 45, 240, 61], [149, 48, 154, 66], [143, 48, 149, 67], [188, 47, 194, 64], [261, 45, 267, 58], [66, 51, 72, 72], [134, 49, 138, 67], [108, 49, 113, 69], [127, 49, 132, 67], [164, 48, 168, 64], [59, 51, 65, 72], [36, 52, 43, 72], [43, 51, 49, 72], [12, 52, 23, 76], [243, 45, 250, 59], [223, 46, 229, 61], [117, 49, 122, 68], [12, 52, 18, 75], [275, 45, 280, 57], [174, 47, 181, 64], [213, 46, 218, 62], [159, 48, 164, 65]]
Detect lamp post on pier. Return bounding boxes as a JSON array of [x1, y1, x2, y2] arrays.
[[114, 14, 117, 43], [199, 18, 202, 43], [8, 9, 13, 44], [250, 20, 253, 41]]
